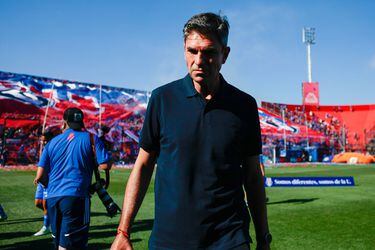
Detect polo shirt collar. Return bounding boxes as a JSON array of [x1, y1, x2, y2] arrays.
[[182, 74, 198, 98], [182, 74, 228, 98], [213, 74, 228, 100]]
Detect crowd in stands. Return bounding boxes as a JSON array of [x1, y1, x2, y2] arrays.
[[96, 113, 144, 165], [261, 102, 375, 154], [288, 108, 347, 152], [0, 112, 144, 166], [261, 105, 348, 153], [284, 107, 344, 138], [1, 108, 372, 166], [365, 126, 375, 155], [0, 113, 41, 120], [0, 125, 40, 166]]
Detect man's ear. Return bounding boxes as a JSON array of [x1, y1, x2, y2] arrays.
[[61, 121, 67, 130], [222, 46, 230, 64]]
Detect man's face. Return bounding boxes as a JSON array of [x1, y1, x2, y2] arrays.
[[184, 31, 230, 85]]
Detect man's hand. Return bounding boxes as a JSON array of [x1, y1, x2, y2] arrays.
[[110, 234, 133, 250], [243, 155, 270, 249], [110, 148, 156, 249], [33, 177, 40, 186]]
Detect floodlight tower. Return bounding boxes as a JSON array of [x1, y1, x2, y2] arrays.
[[302, 27, 316, 82], [302, 28, 317, 148]]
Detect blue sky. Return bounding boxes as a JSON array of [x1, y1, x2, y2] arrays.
[[0, 0, 374, 105]]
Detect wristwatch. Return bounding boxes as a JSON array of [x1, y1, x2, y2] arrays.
[[258, 232, 272, 245]]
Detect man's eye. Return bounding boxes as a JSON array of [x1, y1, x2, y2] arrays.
[[187, 49, 197, 54], [204, 50, 217, 56]]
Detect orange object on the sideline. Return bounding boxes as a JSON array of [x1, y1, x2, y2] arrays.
[[332, 152, 375, 164]]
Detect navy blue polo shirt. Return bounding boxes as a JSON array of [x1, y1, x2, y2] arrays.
[[140, 74, 262, 250]]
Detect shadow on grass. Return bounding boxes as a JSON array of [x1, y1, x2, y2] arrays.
[[0, 237, 53, 250], [0, 231, 37, 240], [0, 234, 143, 250], [267, 198, 319, 205], [89, 219, 153, 248], [0, 219, 153, 249], [131, 219, 154, 233], [0, 237, 141, 250], [0, 217, 42, 226], [90, 219, 153, 233], [90, 211, 109, 217], [87, 239, 141, 250]]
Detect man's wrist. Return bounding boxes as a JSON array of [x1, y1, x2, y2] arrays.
[[117, 228, 130, 239], [256, 232, 272, 246]]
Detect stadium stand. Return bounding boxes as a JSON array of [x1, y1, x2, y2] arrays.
[[1, 70, 374, 165], [261, 102, 375, 154], [0, 71, 148, 166]]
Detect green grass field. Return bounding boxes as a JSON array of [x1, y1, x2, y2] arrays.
[[1, 164, 374, 249]]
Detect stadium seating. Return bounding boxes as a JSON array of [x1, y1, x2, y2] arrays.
[[1, 70, 374, 165]]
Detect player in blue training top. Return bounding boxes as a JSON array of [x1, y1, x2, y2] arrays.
[[34, 107, 111, 250]]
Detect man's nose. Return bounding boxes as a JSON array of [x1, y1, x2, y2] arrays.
[[195, 52, 205, 66]]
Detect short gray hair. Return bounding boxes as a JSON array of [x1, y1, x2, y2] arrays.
[[183, 12, 230, 47]]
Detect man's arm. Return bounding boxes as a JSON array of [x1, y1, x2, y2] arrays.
[[99, 162, 112, 189], [34, 145, 50, 187], [111, 148, 157, 250], [33, 166, 45, 186], [243, 155, 270, 250]]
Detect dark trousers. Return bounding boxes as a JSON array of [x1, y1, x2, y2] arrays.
[[47, 196, 90, 249]]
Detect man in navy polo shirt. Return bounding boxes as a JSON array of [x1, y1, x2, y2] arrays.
[[34, 107, 110, 249], [112, 13, 271, 250]]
